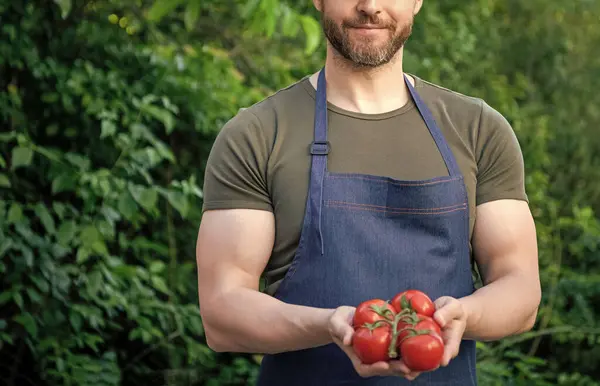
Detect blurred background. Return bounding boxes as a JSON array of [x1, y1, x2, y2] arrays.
[[1, 0, 599, 385]]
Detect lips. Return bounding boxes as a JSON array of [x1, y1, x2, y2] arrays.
[[346, 24, 391, 31]]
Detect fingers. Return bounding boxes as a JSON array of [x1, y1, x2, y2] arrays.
[[328, 307, 355, 346], [333, 333, 419, 379], [441, 325, 462, 366], [332, 335, 390, 377], [432, 297, 467, 367], [389, 359, 422, 380], [433, 296, 465, 328]]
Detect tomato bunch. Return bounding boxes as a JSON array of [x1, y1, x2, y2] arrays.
[[351, 290, 444, 372]]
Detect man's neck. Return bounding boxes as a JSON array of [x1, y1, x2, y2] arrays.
[[308, 47, 413, 115]]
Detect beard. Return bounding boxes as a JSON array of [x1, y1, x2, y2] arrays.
[[321, 11, 413, 68]]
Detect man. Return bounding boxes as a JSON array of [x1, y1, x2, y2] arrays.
[[195, 0, 541, 385]]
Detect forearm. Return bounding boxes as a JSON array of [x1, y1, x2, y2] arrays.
[[202, 287, 335, 354], [461, 272, 541, 341]]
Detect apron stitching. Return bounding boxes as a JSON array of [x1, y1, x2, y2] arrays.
[[326, 204, 467, 216], [318, 171, 325, 255], [325, 200, 466, 211], [327, 175, 461, 186]]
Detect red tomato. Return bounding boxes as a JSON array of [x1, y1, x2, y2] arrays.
[[400, 333, 444, 372], [396, 314, 442, 342], [391, 290, 435, 317], [353, 299, 396, 328], [352, 325, 393, 364]]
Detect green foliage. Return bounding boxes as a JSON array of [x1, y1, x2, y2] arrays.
[[1, 0, 599, 385]]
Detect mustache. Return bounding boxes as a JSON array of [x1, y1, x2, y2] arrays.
[[342, 15, 395, 29]]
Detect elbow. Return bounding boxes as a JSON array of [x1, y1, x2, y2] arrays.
[[205, 330, 228, 353], [519, 309, 538, 333], [518, 290, 541, 334], [200, 304, 235, 353], [521, 302, 540, 333], [526, 284, 542, 330], [203, 320, 235, 353]]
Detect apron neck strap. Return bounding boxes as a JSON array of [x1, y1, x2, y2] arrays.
[[404, 74, 461, 177], [311, 69, 462, 177]]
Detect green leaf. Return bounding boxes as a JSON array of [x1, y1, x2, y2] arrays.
[[14, 312, 37, 338], [87, 271, 103, 297], [76, 247, 90, 263], [148, 105, 175, 134], [128, 185, 158, 212], [241, 0, 261, 18], [31, 276, 49, 294], [117, 191, 138, 220], [0, 320, 6, 329], [188, 315, 203, 336], [7, 203, 23, 224], [133, 99, 176, 134], [46, 124, 59, 136], [1, 332, 13, 345], [262, 0, 277, 37], [149, 261, 165, 274], [26, 288, 42, 304], [14, 292, 23, 309], [281, 6, 300, 37], [151, 276, 169, 294], [52, 173, 77, 194], [100, 120, 117, 138], [165, 191, 189, 218], [154, 141, 175, 163], [35, 146, 62, 162], [57, 220, 77, 246], [0, 292, 11, 305], [300, 15, 322, 54], [0, 132, 16, 142], [184, 0, 202, 31], [64, 153, 90, 170], [53, 0, 71, 19], [0, 173, 10, 188], [147, 0, 186, 22], [11, 147, 33, 169], [0, 238, 13, 258], [91, 240, 109, 256], [21, 245, 33, 268], [52, 202, 67, 219], [35, 203, 56, 234], [56, 357, 65, 372], [70, 311, 82, 332], [80, 224, 109, 256], [80, 225, 101, 248]]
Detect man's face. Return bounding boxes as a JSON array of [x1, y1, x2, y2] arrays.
[[317, 0, 421, 68]]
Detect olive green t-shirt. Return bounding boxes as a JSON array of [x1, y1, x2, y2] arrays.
[[202, 74, 528, 295]]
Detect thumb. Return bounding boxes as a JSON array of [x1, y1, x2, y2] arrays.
[[433, 296, 455, 328], [330, 308, 355, 346]]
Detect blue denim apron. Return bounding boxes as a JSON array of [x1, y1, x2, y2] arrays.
[[256, 70, 477, 385]]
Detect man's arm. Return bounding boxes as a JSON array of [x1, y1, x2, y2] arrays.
[[196, 209, 335, 354], [461, 199, 541, 341]]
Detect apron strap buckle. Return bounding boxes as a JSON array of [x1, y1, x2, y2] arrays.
[[310, 141, 330, 155]]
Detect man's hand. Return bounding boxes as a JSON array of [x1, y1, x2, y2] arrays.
[[433, 296, 469, 366], [327, 306, 421, 380]]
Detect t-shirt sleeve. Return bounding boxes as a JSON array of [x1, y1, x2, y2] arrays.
[[475, 101, 529, 205], [201, 108, 273, 213]]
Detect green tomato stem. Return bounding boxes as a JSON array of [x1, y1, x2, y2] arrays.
[[387, 310, 416, 358], [369, 303, 396, 321]]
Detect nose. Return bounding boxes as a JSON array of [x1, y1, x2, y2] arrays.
[[356, 0, 382, 16]]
